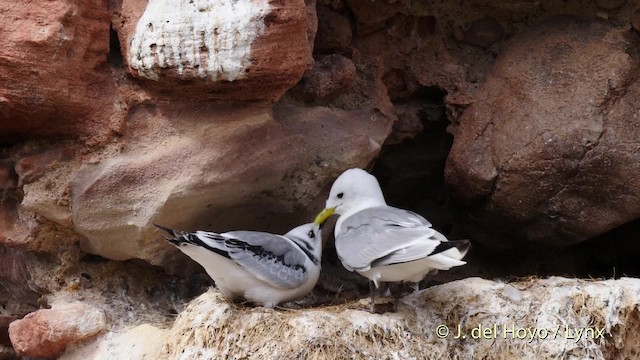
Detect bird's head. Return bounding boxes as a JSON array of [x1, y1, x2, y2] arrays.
[[286, 223, 323, 260], [314, 168, 386, 227]]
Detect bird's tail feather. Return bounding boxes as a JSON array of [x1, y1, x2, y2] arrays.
[[452, 239, 471, 259], [424, 239, 471, 270], [154, 224, 187, 246], [154, 225, 231, 259], [154, 224, 176, 237], [431, 239, 471, 259], [424, 255, 466, 270]]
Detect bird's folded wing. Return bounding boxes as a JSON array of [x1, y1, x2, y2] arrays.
[[335, 206, 439, 270], [369, 238, 442, 268], [208, 231, 311, 289]]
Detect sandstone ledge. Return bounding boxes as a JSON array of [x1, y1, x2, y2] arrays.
[[63, 277, 640, 359]]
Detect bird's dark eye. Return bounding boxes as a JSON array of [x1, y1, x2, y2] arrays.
[[307, 230, 315, 239], [337, 192, 344, 199]]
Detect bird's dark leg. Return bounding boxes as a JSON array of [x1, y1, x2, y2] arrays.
[[386, 282, 415, 312], [369, 281, 376, 313], [393, 287, 400, 312], [390, 283, 402, 312]]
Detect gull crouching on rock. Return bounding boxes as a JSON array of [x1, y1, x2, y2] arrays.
[[156, 223, 322, 308], [314, 168, 470, 312]]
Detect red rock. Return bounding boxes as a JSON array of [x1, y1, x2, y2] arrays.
[[632, 8, 640, 31], [0, 345, 17, 359], [462, 17, 504, 48], [9, 302, 106, 359], [345, 0, 403, 34], [315, 5, 352, 54], [114, 0, 312, 102], [0, 246, 39, 306], [0, 147, 75, 251], [0, 246, 46, 327], [383, 101, 425, 145], [596, 0, 626, 10], [301, 54, 357, 100], [15, 148, 74, 187], [0, 161, 17, 191], [318, 0, 346, 12], [445, 18, 640, 247], [0, 316, 16, 346], [351, 13, 465, 99], [0, 201, 35, 248], [305, 0, 319, 49], [0, 0, 114, 141], [0, 159, 18, 200]]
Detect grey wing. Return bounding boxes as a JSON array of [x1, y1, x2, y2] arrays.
[[219, 231, 311, 289], [335, 206, 441, 271]]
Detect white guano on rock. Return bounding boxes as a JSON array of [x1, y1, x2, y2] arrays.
[[59, 278, 640, 359], [129, 0, 270, 81]]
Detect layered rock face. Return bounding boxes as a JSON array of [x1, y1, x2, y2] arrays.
[[446, 18, 640, 248], [0, 0, 114, 141], [1, 0, 639, 358], [70, 103, 390, 264], [2, 0, 393, 268]]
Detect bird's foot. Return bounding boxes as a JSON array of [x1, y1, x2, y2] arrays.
[[369, 301, 396, 314]]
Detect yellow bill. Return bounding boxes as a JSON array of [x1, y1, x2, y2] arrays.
[[313, 207, 335, 226]]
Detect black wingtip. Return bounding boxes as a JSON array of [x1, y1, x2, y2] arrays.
[[154, 224, 183, 246], [455, 239, 472, 257], [432, 239, 472, 257], [154, 223, 176, 237]]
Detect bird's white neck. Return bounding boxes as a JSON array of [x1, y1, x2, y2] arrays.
[[288, 236, 322, 265]]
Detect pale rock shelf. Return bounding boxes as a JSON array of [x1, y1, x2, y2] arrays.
[[61, 277, 640, 359]]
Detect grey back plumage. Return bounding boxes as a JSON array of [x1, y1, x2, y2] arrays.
[[335, 206, 441, 271], [197, 230, 312, 289]]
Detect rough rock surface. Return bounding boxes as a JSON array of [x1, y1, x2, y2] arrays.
[[314, 5, 352, 54], [446, 17, 640, 247], [300, 54, 357, 101], [2, 0, 396, 269], [352, 6, 465, 100], [69, 103, 392, 265], [62, 277, 640, 359], [2, 0, 640, 358], [9, 301, 106, 358], [59, 324, 168, 360], [0, 247, 40, 315], [0, 316, 15, 346], [114, 0, 312, 101], [0, 0, 114, 141], [0, 345, 17, 359]]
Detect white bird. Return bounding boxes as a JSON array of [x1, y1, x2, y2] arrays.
[[314, 168, 470, 312], [156, 223, 322, 308]]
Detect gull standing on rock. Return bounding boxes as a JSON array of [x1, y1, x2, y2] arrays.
[[156, 223, 322, 308], [314, 168, 470, 312]]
